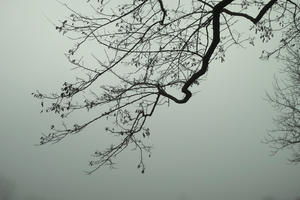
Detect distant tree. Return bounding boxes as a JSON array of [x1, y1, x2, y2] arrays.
[[0, 176, 15, 200], [261, 196, 275, 200], [265, 38, 300, 163], [24, 194, 46, 200], [33, 0, 299, 173]]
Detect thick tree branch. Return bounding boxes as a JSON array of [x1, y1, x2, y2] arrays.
[[223, 0, 277, 24], [157, 0, 167, 25], [160, 0, 235, 103]]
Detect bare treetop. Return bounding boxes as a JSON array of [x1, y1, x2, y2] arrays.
[[33, 0, 299, 173], [266, 38, 300, 163]]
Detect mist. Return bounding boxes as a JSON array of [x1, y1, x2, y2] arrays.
[[0, 1, 299, 200]]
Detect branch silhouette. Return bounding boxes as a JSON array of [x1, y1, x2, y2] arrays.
[[33, 0, 298, 173]]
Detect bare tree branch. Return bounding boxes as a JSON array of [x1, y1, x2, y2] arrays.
[[33, 0, 299, 173]]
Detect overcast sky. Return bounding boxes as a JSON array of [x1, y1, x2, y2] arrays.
[[0, 1, 299, 200]]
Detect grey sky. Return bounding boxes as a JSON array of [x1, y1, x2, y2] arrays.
[[0, 1, 299, 200]]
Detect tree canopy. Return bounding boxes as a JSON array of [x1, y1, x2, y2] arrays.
[[33, 0, 300, 173], [0, 175, 15, 200], [266, 38, 300, 163]]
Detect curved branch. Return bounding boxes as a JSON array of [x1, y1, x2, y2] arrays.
[[222, 0, 277, 24], [157, 0, 167, 25], [159, 0, 235, 103]]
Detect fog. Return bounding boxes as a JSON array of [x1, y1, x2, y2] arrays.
[[0, 1, 299, 200]]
